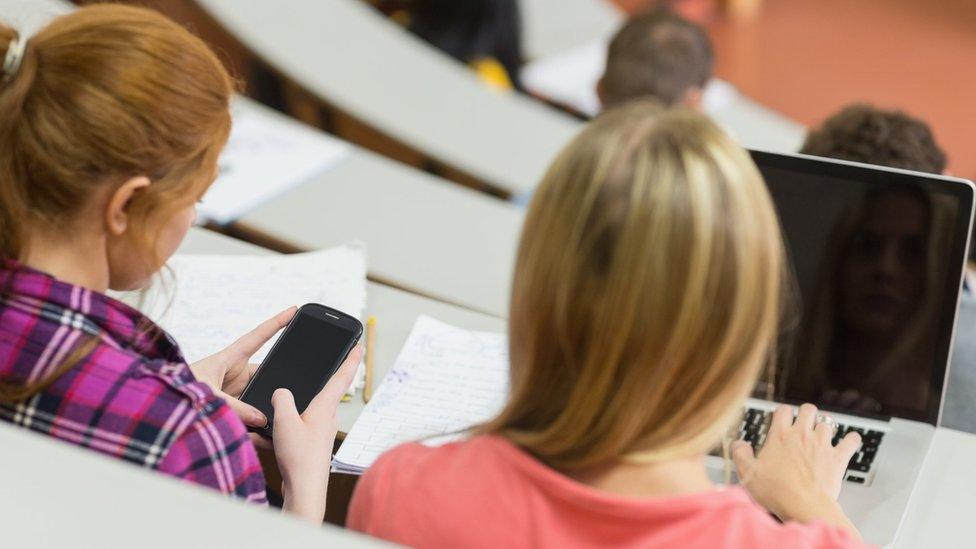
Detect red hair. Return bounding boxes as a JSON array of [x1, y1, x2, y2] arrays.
[[0, 4, 234, 264], [0, 4, 234, 402]]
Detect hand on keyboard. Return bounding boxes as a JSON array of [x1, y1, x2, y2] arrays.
[[731, 403, 863, 533]]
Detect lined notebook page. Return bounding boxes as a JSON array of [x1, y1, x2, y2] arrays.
[[140, 245, 366, 365], [333, 316, 508, 474]]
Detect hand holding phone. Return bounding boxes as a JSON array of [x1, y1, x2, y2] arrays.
[[188, 307, 300, 429], [272, 344, 363, 523], [240, 303, 363, 435]]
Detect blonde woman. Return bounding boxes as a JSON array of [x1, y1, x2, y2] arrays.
[[347, 101, 868, 548]]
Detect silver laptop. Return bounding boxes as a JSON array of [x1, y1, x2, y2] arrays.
[[705, 151, 975, 546]]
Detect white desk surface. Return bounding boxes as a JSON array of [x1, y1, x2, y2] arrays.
[[520, 0, 623, 61], [0, 0, 70, 31], [895, 428, 976, 547], [1, 422, 391, 548], [711, 96, 807, 156], [196, 0, 581, 196], [234, 101, 523, 318], [177, 228, 507, 434]]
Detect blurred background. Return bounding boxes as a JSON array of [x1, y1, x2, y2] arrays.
[[71, 0, 976, 182]]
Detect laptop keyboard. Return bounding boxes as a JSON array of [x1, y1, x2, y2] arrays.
[[733, 407, 885, 484]]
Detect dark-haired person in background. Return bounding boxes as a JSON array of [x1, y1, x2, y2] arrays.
[[801, 104, 947, 174], [598, 8, 714, 110], [800, 103, 976, 434], [406, 0, 523, 91]]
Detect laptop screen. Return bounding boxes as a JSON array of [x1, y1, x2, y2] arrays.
[[752, 151, 974, 425]]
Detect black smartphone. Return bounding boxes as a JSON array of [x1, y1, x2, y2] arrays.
[[240, 303, 363, 436]]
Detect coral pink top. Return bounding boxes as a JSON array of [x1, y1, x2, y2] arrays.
[[349, 435, 870, 549]]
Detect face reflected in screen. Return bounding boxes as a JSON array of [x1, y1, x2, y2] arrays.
[[838, 191, 929, 340], [813, 188, 944, 414], [759, 161, 964, 423]]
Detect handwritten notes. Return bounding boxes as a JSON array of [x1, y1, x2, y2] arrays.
[[141, 245, 366, 366], [198, 99, 351, 225], [332, 316, 509, 474]]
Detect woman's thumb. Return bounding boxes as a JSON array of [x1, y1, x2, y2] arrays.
[[731, 440, 757, 476], [272, 388, 300, 430]]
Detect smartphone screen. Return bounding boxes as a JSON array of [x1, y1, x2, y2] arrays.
[[241, 306, 361, 430]]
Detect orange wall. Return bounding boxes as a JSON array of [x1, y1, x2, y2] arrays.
[[613, 0, 976, 179]]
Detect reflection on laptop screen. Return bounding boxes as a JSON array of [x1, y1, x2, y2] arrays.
[[752, 151, 974, 425]]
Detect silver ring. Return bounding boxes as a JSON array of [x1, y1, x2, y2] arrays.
[[816, 413, 837, 429]]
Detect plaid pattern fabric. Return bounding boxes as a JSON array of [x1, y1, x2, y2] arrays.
[[0, 261, 267, 504]]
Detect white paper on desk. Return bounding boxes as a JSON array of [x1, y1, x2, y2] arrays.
[[141, 245, 367, 391], [521, 39, 606, 117], [332, 316, 509, 474], [197, 100, 351, 225]]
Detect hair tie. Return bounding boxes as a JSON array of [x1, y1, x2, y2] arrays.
[[3, 35, 28, 83]]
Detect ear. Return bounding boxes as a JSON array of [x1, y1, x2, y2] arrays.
[[105, 176, 151, 236], [596, 76, 607, 110], [682, 86, 704, 110]]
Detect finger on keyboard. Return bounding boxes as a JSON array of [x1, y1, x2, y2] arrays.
[[836, 430, 863, 460], [795, 403, 818, 431], [770, 405, 793, 434]]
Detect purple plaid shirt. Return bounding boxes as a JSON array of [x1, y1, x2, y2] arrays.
[[0, 261, 267, 503]]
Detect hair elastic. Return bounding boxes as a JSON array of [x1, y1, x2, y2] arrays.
[[2, 35, 28, 83]]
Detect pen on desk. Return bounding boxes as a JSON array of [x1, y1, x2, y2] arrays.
[[364, 316, 376, 404]]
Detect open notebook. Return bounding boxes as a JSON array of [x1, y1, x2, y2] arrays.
[[132, 245, 367, 391], [333, 316, 509, 474]]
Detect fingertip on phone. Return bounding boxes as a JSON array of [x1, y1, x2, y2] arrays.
[[251, 411, 269, 428]]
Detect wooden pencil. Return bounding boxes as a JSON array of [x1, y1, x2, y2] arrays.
[[363, 316, 376, 403]]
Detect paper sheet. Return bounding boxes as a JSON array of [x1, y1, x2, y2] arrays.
[[198, 100, 351, 225], [141, 246, 367, 371], [332, 316, 509, 474], [521, 39, 607, 117]]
